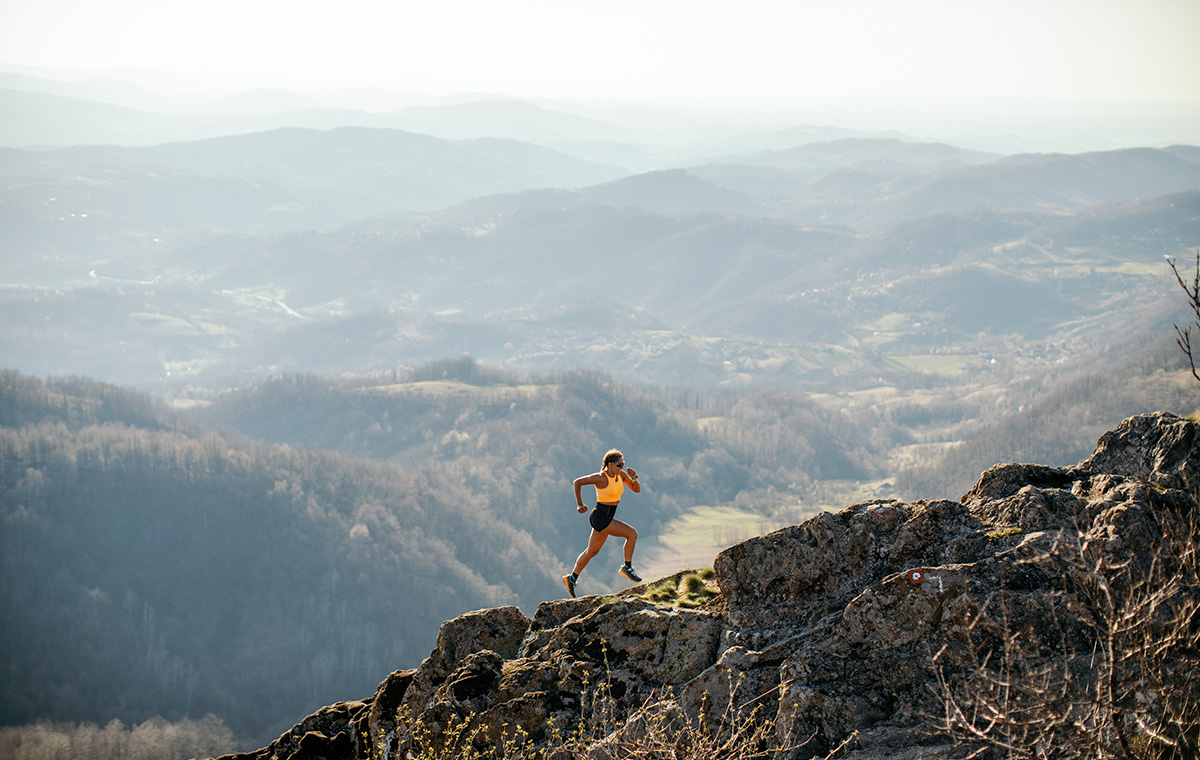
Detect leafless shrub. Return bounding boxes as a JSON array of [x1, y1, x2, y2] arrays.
[[933, 500, 1200, 759], [382, 665, 853, 760]]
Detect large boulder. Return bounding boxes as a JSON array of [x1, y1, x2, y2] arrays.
[[218, 412, 1200, 760]]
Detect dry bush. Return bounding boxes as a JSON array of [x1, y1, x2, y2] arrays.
[[933, 500, 1200, 759], [380, 666, 855, 760]]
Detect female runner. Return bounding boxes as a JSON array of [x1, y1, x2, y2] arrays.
[[563, 448, 642, 598]]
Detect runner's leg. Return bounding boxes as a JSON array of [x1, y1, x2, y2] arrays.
[[603, 519, 637, 564], [573, 530, 608, 575]]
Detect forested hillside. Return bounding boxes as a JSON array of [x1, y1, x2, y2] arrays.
[[4, 334, 1198, 747], [191, 339, 1200, 513], [0, 364, 877, 745], [190, 356, 878, 499], [2, 373, 545, 742], [896, 341, 1200, 498]]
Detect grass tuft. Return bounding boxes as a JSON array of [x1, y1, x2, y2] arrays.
[[634, 569, 720, 609]]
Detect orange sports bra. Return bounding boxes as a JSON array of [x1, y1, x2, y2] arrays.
[[594, 472, 624, 504]]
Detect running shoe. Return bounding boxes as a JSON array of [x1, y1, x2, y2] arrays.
[[619, 564, 642, 583], [563, 574, 577, 598]]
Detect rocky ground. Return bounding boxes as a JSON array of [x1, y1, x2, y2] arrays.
[[218, 411, 1200, 760]]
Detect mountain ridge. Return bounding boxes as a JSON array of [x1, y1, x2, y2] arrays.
[[216, 410, 1200, 760]]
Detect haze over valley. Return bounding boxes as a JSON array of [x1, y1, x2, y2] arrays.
[[2, 0, 1200, 753]]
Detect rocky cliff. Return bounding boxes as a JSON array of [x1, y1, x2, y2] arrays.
[[218, 412, 1200, 760]]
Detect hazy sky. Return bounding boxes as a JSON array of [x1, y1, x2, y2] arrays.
[[2, 0, 1198, 108]]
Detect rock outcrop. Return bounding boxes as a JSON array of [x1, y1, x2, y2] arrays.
[[218, 412, 1200, 760]]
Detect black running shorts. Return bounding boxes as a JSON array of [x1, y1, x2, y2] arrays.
[[589, 503, 618, 532]]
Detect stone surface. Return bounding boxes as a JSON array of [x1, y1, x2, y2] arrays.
[[216, 412, 1200, 760]]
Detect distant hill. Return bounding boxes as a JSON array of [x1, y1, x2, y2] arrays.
[[0, 125, 629, 261], [0, 77, 907, 168], [0, 72, 170, 112], [0, 88, 375, 147], [445, 141, 1200, 230], [209, 88, 326, 115], [0, 87, 636, 155], [383, 98, 628, 144], [1015, 186, 1200, 257], [0, 89, 185, 147], [137, 126, 625, 195], [862, 146, 1200, 228], [445, 168, 772, 218], [729, 136, 999, 177]]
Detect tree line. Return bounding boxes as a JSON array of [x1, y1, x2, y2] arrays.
[[0, 716, 238, 760], [895, 341, 1200, 498]]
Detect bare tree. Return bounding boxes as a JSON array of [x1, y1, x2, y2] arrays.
[[1168, 249, 1200, 383]]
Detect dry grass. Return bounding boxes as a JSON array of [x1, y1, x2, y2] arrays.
[[376, 650, 856, 760]]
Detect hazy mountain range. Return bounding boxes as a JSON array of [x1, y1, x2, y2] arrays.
[[0, 72, 872, 163], [2, 107, 1197, 392]]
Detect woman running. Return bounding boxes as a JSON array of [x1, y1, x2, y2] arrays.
[[563, 448, 642, 598]]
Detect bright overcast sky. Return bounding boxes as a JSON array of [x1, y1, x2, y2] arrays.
[[1, 0, 1198, 108]]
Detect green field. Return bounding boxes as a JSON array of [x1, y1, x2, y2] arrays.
[[368, 380, 552, 399], [657, 505, 782, 549], [643, 504, 783, 578], [887, 353, 989, 376]]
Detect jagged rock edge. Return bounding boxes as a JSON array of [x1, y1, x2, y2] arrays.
[[217, 412, 1200, 760]]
